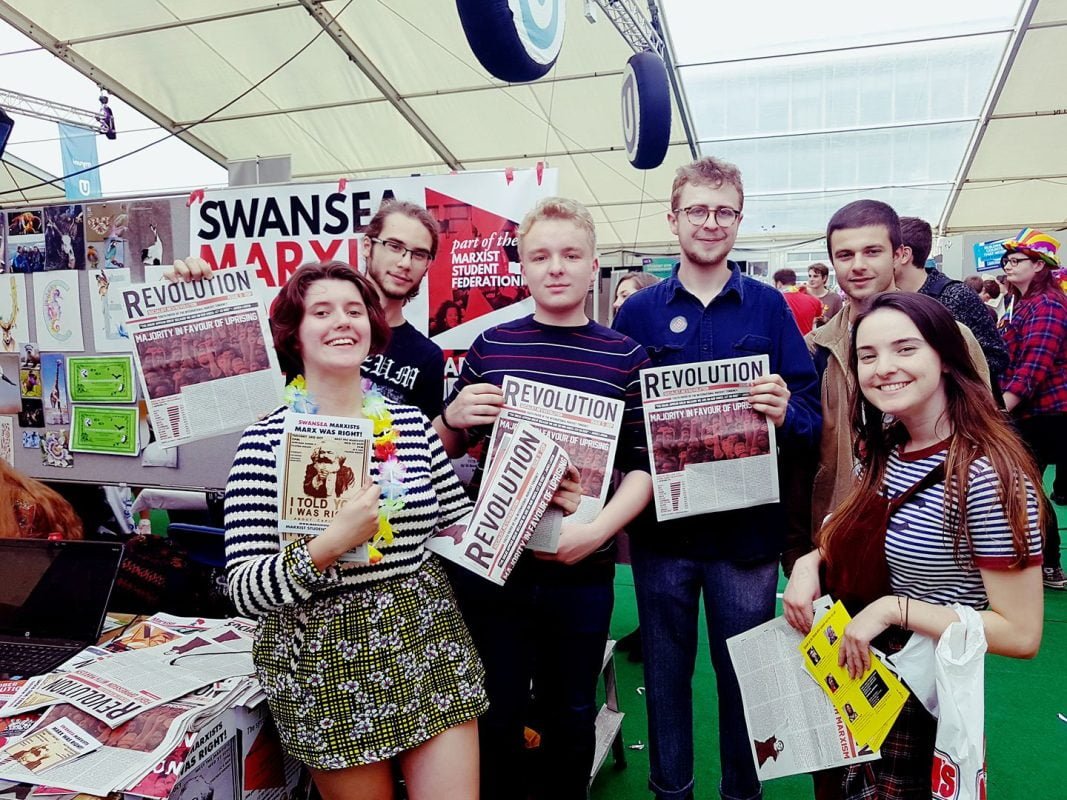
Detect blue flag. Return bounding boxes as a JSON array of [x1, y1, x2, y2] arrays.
[[58, 123, 102, 200]]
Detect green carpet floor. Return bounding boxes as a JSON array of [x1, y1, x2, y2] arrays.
[[591, 494, 1067, 799]]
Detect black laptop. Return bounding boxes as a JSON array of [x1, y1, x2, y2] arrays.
[[0, 539, 125, 677]]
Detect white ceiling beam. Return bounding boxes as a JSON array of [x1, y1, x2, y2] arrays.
[[57, 4, 303, 45], [0, 0, 227, 164], [296, 0, 461, 170], [674, 28, 1013, 69], [938, 0, 1040, 233]]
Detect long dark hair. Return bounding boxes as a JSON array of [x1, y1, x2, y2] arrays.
[[818, 292, 1042, 567]]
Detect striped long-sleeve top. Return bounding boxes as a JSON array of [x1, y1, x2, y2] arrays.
[[224, 404, 472, 617]]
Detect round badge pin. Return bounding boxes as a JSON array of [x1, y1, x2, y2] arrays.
[[669, 315, 688, 333]]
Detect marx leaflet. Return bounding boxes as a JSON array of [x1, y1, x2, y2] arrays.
[[277, 411, 374, 563], [799, 601, 910, 751]]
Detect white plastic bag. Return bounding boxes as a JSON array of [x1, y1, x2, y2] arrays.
[[931, 604, 987, 800]]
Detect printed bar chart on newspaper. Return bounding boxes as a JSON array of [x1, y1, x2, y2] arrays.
[[277, 412, 373, 563], [121, 268, 284, 447], [639, 355, 777, 521], [485, 377, 623, 552], [727, 596, 880, 781]]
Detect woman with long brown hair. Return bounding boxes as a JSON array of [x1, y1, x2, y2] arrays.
[[999, 228, 1067, 589], [0, 460, 82, 539], [784, 292, 1043, 798]]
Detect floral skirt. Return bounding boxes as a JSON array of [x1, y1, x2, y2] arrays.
[[253, 556, 488, 769]]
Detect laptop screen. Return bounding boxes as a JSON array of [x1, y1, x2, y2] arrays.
[[0, 540, 124, 643]]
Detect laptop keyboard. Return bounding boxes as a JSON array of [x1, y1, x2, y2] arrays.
[[0, 641, 71, 676]]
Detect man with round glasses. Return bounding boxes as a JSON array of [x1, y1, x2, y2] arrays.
[[359, 200, 448, 418], [613, 156, 821, 800]]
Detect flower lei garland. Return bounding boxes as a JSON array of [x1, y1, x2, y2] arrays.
[[284, 376, 407, 564]]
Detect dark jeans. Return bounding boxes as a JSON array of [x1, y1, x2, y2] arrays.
[[1017, 414, 1065, 570], [631, 544, 778, 800], [448, 558, 614, 800]]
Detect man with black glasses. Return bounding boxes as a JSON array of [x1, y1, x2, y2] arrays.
[[613, 156, 821, 800], [358, 200, 447, 418]]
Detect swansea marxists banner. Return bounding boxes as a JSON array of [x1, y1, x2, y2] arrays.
[[187, 170, 558, 352]]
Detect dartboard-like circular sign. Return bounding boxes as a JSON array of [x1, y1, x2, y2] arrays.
[[456, 0, 566, 83], [622, 51, 672, 169]]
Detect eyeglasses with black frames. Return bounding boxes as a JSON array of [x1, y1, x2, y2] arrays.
[[370, 238, 433, 265], [673, 205, 742, 227], [1003, 255, 1035, 267]]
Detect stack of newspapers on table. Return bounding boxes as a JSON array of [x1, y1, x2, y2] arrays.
[[0, 613, 294, 800]]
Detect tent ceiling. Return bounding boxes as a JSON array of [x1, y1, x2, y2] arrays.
[[0, 0, 1063, 249], [0, 152, 63, 205]]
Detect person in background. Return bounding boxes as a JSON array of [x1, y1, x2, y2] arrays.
[[612, 271, 661, 316], [964, 275, 985, 293], [224, 261, 487, 800], [979, 278, 1003, 321], [784, 292, 1043, 799], [611, 269, 662, 664], [774, 268, 823, 335], [807, 262, 843, 325], [803, 201, 991, 549], [998, 228, 1067, 590], [894, 217, 1008, 387], [430, 300, 463, 336], [0, 460, 83, 539]]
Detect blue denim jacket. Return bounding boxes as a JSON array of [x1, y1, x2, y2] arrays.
[[614, 263, 822, 562]]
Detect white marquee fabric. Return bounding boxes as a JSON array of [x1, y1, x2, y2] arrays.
[[0, 152, 63, 205], [0, 0, 1062, 248]]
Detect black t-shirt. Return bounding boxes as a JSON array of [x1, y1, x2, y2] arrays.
[[361, 321, 445, 419]]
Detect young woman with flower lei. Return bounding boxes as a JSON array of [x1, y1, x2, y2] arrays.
[[222, 261, 486, 800]]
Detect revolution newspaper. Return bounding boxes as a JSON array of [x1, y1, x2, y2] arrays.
[[277, 412, 374, 563], [121, 268, 284, 447], [426, 423, 570, 585], [640, 354, 778, 521], [485, 377, 623, 552], [727, 597, 880, 781]]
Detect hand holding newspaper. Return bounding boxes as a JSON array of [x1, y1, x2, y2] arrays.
[[798, 601, 909, 752], [639, 355, 778, 521], [426, 423, 570, 585], [727, 596, 879, 781], [484, 377, 624, 553], [123, 268, 285, 447], [277, 411, 374, 562]]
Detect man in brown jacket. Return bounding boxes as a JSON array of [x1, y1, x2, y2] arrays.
[[783, 200, 991, 572]]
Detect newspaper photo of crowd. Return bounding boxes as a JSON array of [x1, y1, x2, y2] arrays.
[[566, 437, 608, 499], [650, 404, 771, 474], [134, 316, 271, 400]]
